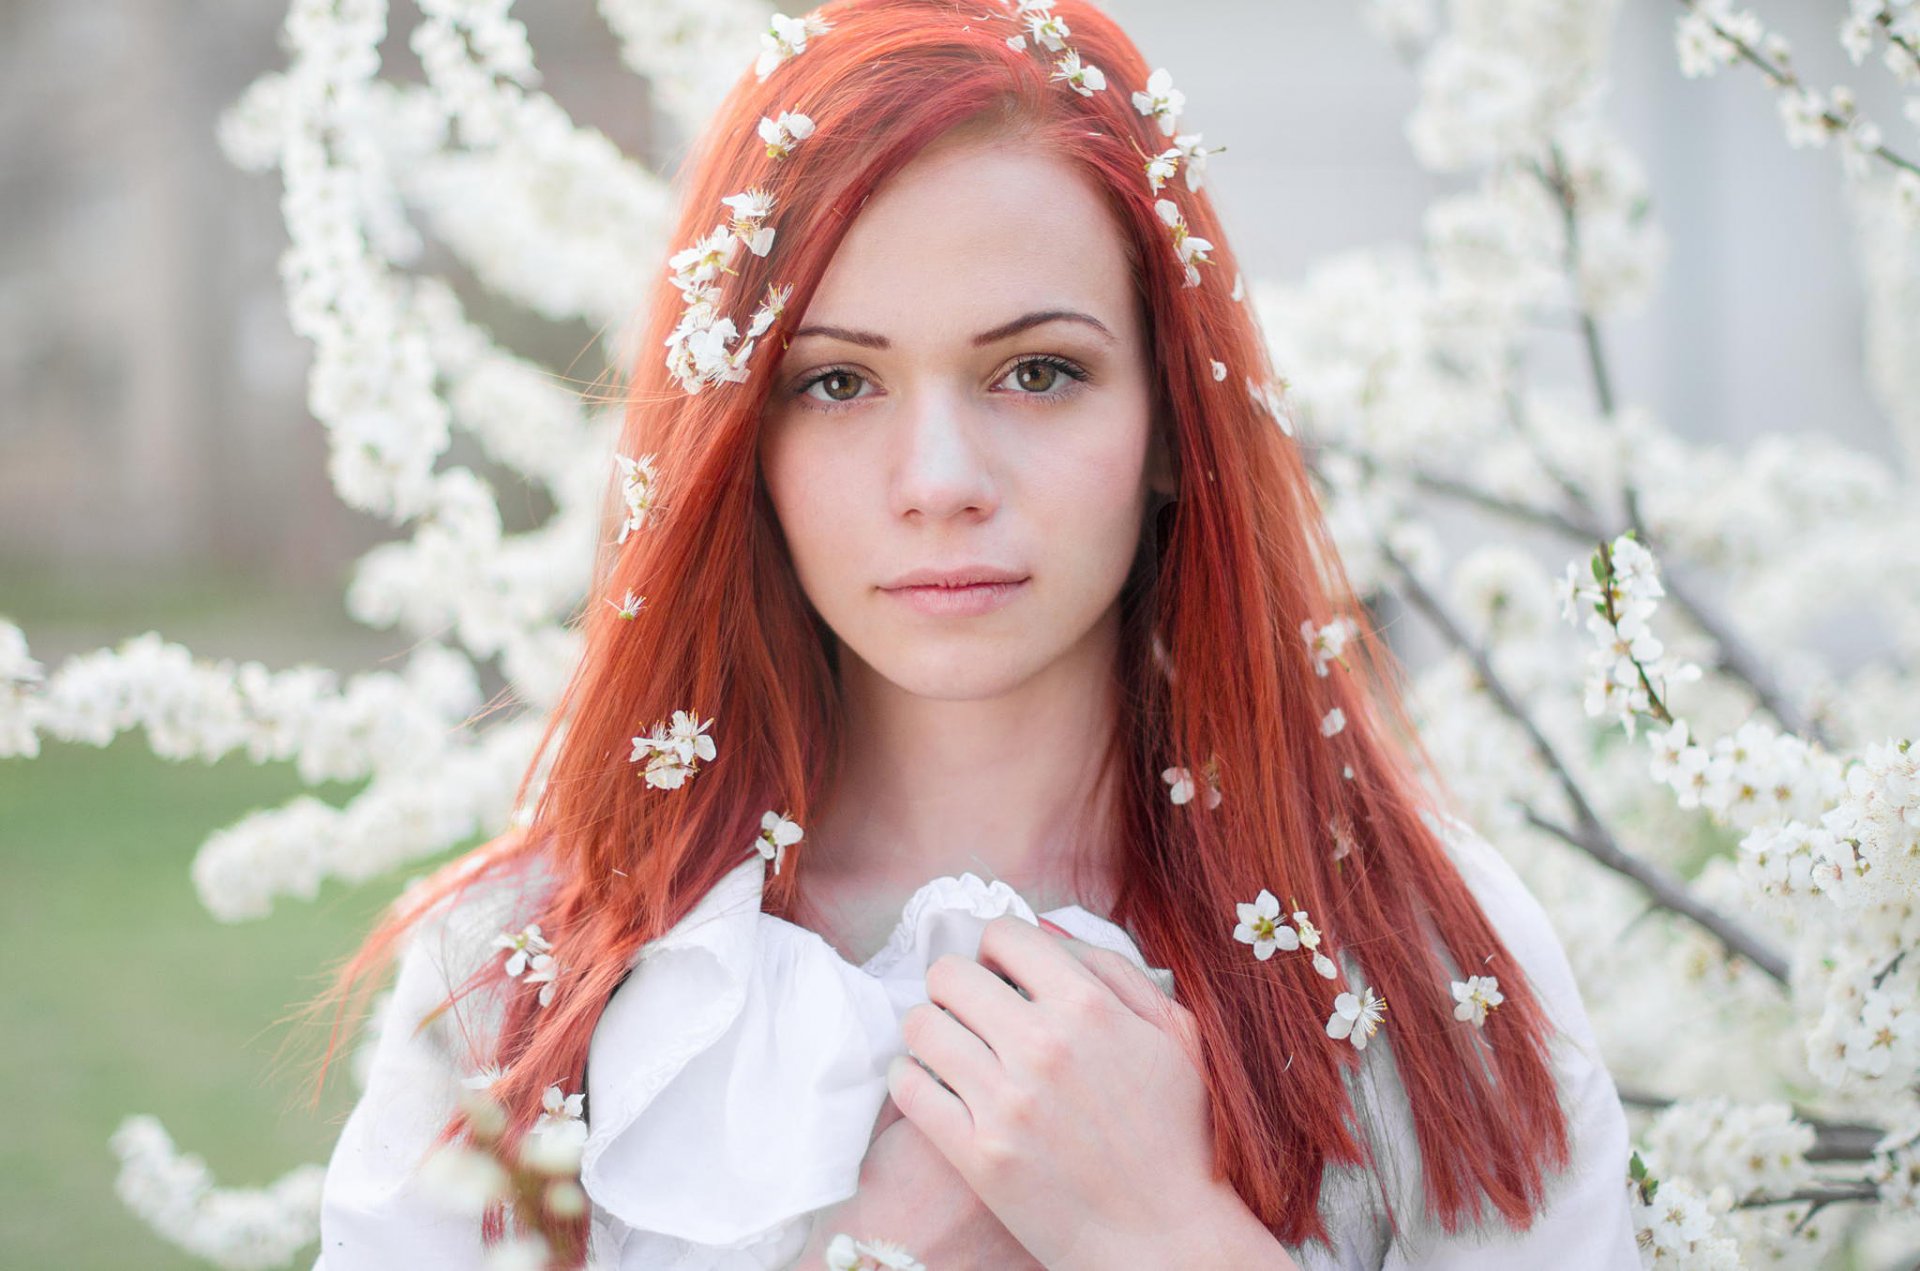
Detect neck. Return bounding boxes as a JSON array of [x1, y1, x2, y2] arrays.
[[808, 609, 1124, 912]]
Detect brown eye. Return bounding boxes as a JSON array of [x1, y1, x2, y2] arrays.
[[1013, 361, 1060, 393], [799, 368, 870, 406]]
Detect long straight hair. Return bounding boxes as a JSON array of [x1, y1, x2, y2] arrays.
[[300, 0, 1570, 1255]]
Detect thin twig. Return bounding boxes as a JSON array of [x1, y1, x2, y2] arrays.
[[1613, 1084, 1888, 1162], [1736, 1181, 1882, 1209], [1375, 538, 1792, 984], [1674, 0, 1920, 178], [1307, 437, 1833, 747]]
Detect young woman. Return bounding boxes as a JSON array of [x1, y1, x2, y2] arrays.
[[307, 1, 1641, 1267]]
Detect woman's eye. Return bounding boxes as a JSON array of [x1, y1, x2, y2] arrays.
[[798, 368, 871, 405], [998, 356, 1090, 397]]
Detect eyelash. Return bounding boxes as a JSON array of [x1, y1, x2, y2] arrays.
[[791, 354, 1092, 412]]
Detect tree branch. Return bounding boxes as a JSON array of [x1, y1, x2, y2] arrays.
[[1614, 1084, 1888, 1162], [1374, 538, 1793, 985]]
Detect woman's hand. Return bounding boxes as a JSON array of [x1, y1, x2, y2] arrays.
[[792, 1096, 1046, 1269], [883, 915, 1257, 1271]]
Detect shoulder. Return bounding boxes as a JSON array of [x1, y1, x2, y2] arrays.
[[382, 840, 561, 1067], [1421, 809, 1594, 1051]]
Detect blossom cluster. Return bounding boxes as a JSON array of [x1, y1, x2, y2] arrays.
[[1557, 533, 1705, 740], [108, 1116, 325, 1271], [1673, 0, 1920, 217], [629, 708, 718, 790]]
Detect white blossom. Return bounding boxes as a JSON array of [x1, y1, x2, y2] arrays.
[[755, 13, 832, 82], [754, 810, 804, 875], [1326, 987, 1387, 1050], [1131, 67, 1185, 136], [1450, 974, 1504, 1026]]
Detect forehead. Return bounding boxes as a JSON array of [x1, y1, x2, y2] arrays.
[[798, 139, 1136, 339]]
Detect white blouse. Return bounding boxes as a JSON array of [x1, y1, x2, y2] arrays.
[[314, 816, 1641, 1269]]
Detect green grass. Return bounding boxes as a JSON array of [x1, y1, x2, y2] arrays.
[[0, 732, 470, 1268]]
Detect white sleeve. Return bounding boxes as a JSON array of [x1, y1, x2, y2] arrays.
[[314, 904, 504, 1268], [1375, 823, 1641, 1270]]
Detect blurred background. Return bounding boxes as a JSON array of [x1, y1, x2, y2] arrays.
[[0, 0, 1907, 1265]]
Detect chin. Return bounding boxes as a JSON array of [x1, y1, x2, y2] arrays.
[[862, 640, 1050, 702]]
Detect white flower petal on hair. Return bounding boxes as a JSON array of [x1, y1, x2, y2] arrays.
[[754, 809, 804, 874], [1050, 49, 1106, 96], [1321, 706, 1346, 737], [1174, 132, 1216, 190], [1210, 359, 1227, 381], [1027, 11, 1072, 52], [1131, 67, 1185, 136], [756, 12, 833, 81], [1233, 889, 1299, 960], [613, 452, 660, 541], [1451, 974, 1504, 1027], [758, 110, 816, 159], [1326, 987, 1386, 1050]]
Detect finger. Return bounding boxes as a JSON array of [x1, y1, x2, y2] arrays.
[[886, 1050, 973, 1169], [901, 997, 1001, 1109], [974, 913, 1104, 1005], [924, 947, 1034, 1057]]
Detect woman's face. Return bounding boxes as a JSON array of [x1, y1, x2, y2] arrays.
[[758, 137, 1171, 702]]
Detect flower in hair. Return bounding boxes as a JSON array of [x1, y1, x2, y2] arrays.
[[1162, 756, 1222, 808], [1024, 9, 1072, 52], [1327, 987, 1386, 1050], [754, 810, 804, 875], [667, 226, 742, 296], [748, 281, 793, 340], [614, 452, 660, 542], [1320, 706, 1346, 737], [607, 589, 645, 619], [695, 320, 757, 384], [720, 188, 778, 257], [630, 709, 718, 789], [1248, 375, 1292, 435], [1210, 359, 1227, 381], [1290, 907, 1339, 979], [1154, 197, 1212, 287], [1233, 890, 1298, 960], [1174, 133, 1217, 191], [1452, 975, 1504, 1027], [1049, 49, 1107, 96], [1234, 892, 1339, 978], [1301, 616, 1357, 676], [758, 110, 816, 160], [755, 13, 832, 81], [523, 952, 561, 1007], [494, 924, 552, 977], [1132, 68, 1185, 136], [1144, 148, 1179, 192]]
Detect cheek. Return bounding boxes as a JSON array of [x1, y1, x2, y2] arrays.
[[761, 427, 853, 585], [1025, 415, 1152, 550]]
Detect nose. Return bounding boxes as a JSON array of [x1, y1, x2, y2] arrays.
[[887, 387, 999, 523]]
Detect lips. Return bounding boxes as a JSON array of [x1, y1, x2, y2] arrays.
[[881, 565, 1028, 590]]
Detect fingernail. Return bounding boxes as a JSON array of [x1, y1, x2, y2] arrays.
[[1036, 915, 1071, 937]]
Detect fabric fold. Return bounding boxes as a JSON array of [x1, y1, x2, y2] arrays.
[[580, 857, 1177, 1262]]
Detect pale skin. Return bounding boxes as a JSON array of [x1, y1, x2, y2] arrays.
[[757, 132, 1300, 1268]]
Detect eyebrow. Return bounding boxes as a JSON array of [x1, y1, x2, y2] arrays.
[[789, 308, 1115, 350]]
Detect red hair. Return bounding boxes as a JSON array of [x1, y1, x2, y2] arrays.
[[299, 0, 1570, 1256]]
